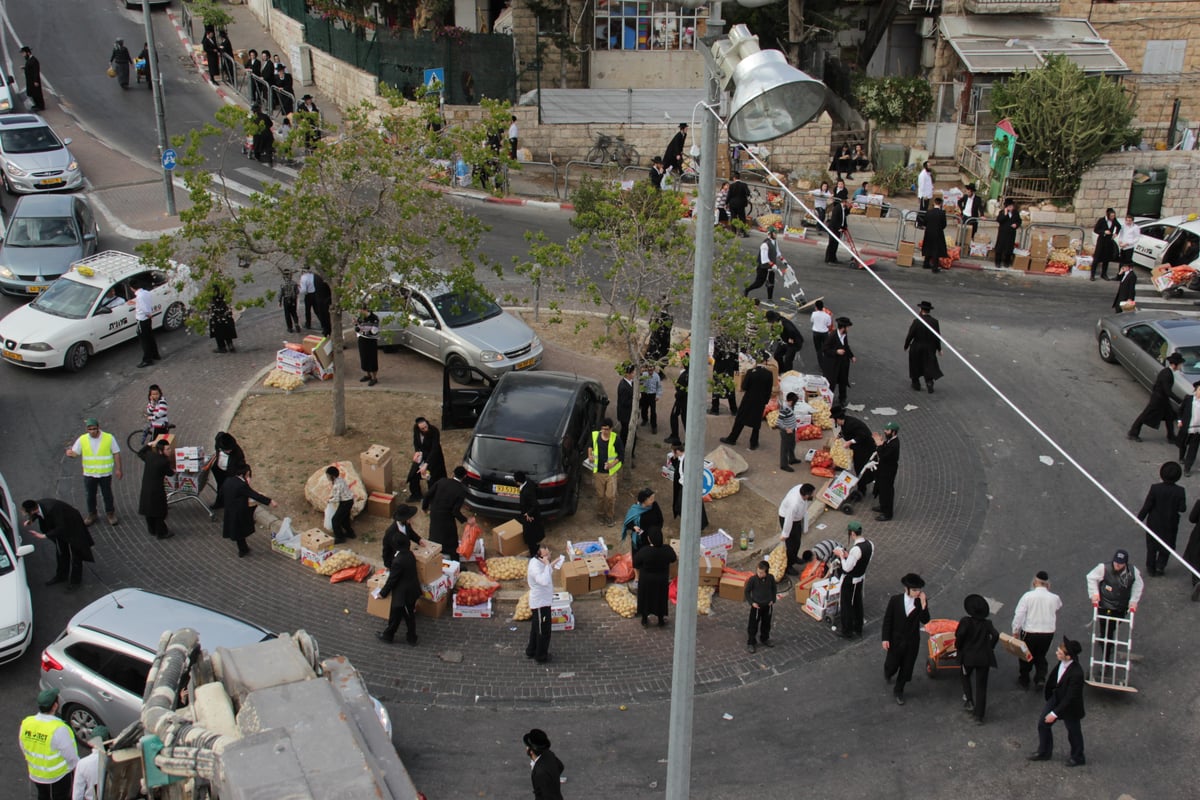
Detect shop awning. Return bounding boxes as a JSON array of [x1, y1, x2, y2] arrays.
[[939, 16, 1129, 75]]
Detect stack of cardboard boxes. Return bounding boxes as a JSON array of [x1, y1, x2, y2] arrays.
[[365, 546, 461, 620], [550, 591, 575, 631], [557, 538, 609, 596], [360, 444, 396, 518], [299, 529, 334, 571]]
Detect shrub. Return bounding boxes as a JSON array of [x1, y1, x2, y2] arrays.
[[851, 76, 933, 129]]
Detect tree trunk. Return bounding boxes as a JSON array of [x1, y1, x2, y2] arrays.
[[787, 0, 804, 68], [330, 307, 347, 436]]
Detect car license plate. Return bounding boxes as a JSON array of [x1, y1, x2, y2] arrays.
[[2, 350, 23, 362], [493, 484, 519, 496], [38, 177, 64, 187], [515, 357, 537, 370], [25, 285, 46, 294]]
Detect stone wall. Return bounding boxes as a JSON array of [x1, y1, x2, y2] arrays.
[[511, 1, 588, 94], [591, 51, 704, 89], [1072, 150, 1200, 228]]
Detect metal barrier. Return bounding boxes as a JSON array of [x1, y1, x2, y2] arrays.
[[218, 52, 244, 94], [180, 2, 195, 46], [1022, 222, 1086, 251], [269, 85, 297, 117], [893, 210, 962, 255], [514, 161, 561, 198], [246, 73, 271, 108], [958, 216, 1001, 259]]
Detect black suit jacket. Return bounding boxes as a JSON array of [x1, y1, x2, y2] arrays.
[[881, 593, 929, 652], [32, 499, 94, 561], [423, 477, 468, 520], [413, 425, 446, 482], [829, 201, 849, 232], [1044, 659, 1086, 720], [733, 366, 773, 426], [382, 522, 422, 569], [380, 549, 421, 607], [822, 330, 854, 368], [961, 193, 982, 220], [663, 131, 686, 172], [1136, 480, 1187, 537], [220, 478, 271, 541], [616, 378, 634, 426], [922, 208, 948, 259], [1142, 366, 1178, 424], [955, 615, 999, 668], [531, 750, 565, 799], [1113, 271, 1137, 309]]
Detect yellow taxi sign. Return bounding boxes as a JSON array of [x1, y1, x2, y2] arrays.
[[73, 265, 95, 277]]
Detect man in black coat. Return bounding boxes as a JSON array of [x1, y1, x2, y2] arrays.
[[904, 301, 943, 393], [137, 439, 175, 540], [662, 123, 687, 176], [831, 406, 876, 478], [406, 417, 445, 501], [21, 498, 94, 589], [960, 183, 983, 241], [523, 728, 564, 800], [20, 47, 44, 111], [1092, 208, 1121, 281], [921, 198, 949, 272], [422, 466, 470, 560], [1029, 636, 1086, 766], [710, 334, 740, 415], [726, 173, 751, 236], [312, 272, 333, 337], [825, 198, 850, 264], [720, 361, 773, 450], [871, 422, 900, 521], [615, 363, 635, 462], [1136, 460, 1187, 576], [765, 309, 804, 373], [516, 471, 544, 557], [376, 535, 421, 645], [382, 505, 423, 569], [667, 363, 689, 442], [821, 316, 855, 405], [956, 593, 1000, 724], [1128, 351, 1184, 442], [881, 573, 929, 705], [1112, 263, 1136, 311], [219, 465, 277, 557]]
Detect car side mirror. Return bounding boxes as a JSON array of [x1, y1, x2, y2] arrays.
[[83, 233, 97, 242], [95, 306, 112, 315], [17, 544, 34, 558], [421, 319, 438, 329], [63, 138, 73, 146]]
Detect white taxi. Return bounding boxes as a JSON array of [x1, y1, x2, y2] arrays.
[[0, 250, 194, 372], [1131, 213, 1200, 271], [0, 470, 34, 665]]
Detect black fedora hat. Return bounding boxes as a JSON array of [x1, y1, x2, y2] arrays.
[[900, 573, 925, 589], [523, 728, 551, 752], [393, 504, 418, 522], [963, 593, 990, 619]]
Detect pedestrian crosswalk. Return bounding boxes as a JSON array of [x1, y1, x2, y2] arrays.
[[202, 161, 299, 206]]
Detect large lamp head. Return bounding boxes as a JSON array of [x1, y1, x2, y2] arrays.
[[713, 25, 827, 143]]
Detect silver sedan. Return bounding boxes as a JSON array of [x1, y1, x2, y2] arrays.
[[1096, 311, 1200, 406]]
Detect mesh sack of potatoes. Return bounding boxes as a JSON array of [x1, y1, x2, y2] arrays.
[[303, 461, 368, 517], [316, 549, 361, 576], [697, 585, 715, 615], [514, 591, 532, 621], [484, 556, 528, 582], [604, 584, 638, 618], [263, 369, 305, 392], [830, 438, 853, 470], [809, 398, 834, 430], [767, 543, 787, 581], [456, 571, 501, 591]]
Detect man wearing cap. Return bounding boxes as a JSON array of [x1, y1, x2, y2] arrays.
[[903, 301, 943, 393], [66, 419, 122, 527], [72, 725, 109, 800], [523, 728, 564, 799], [22, 499, 94, 590], [1012, 571, 1062, 690], [1086, 549, 1143, 677], [778, 482, 815, 575], [956, 593, 999, 725], [587, 419, 622, 526], [881, 573, 929, 705], [1029, 636, 1086, 766], [1127, 351, 1184, 442], [19, 687, 78, 800], [382, 505, 423, 570], [834, 523, 873, 638], [869, 422, 900, 522], [821, 317, 855, 406]]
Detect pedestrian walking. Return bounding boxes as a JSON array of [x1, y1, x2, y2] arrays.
[[1112, 263, 1136, 311], [515, 471, 545, 557], [1136, 460, 1187, 576], [325, 466, 356, 545], [668, 439, 709, 530], [662, 122, 687, 176], [921, 197, 948, 272], [810, 300, 832, 374], [208, 287, 238, 353], [994, 199, 1021, 268], [824, 197, 850, 264], [508, 115, 519, 160], [709, 334, 739, 416], [21, 46, 44, 111], [218, 31, 234, 84], [405, 417, 446, 501], [381, 505, 423, 569], [765, 309, 803, 374], [667, 361, 688, 442], [1028, 637, 1087, 766], [72, 725, 109, 800], [776, 391, 799, 471], [131, 278, 160, 367], [621, 487, 662, 557], [720, 359, 773, 450], [1086, 549, 1143, 666], [821, 317, 855, 405], [219, 464, 277, 557], [778, 482, 814, 575], [423, 466, 470, 559], [726, 172, 751, 236], [201, 30, 220, 84], [1011, 571, 1062, 690], [299, 267, 317, 329], [21, 499, 95, 591], [1092, 208, 1121, 281], [313, 272, 333, 336], [587, 418, 622, 526], [279, 269, 300, 332], [834, 522, 873, 638], [66, 418, 122, 526], [638, 364, 662, 434], [916, 161, 933, 211], [209, 431, 245, 510], [881, 573, 929, 706], [634, 528, 676, 627], [109, 38, 133, 88], [137, 439, 175, 540], [956, 593, 1000, 725], [526, 544, 557, 663], [744, 229, 779, 300], [903, 301, 943, 394], [1128, 351, 1184, 442], [615, 363, 635, 462], [744, 559, 777, 652], [375, 533, 421, 646], [523, 728, 564, 799], [870, 422, 900, 521], [19, 688, 78, 800], [829, 406, 875, 477], [355, 308, 380, 385]]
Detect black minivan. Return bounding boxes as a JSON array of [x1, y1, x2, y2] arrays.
[[462, 370, 607, 519]]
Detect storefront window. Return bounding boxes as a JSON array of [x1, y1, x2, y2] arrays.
[[593, 2, 709, 51]]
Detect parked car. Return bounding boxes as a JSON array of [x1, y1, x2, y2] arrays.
[[0, 250, 194, 371], [0, 194, 100, 296], [1096, 311, 1200, 407], [462, 370, 607, 519], [1130, 214, 1200, 272], [39, 589, 275, 740], [0, 114, 83, 194], [0, 77, 15, 115], [0, 470, 34, 666], [371, 274, 542, 382]]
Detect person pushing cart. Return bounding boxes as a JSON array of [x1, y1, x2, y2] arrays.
[[1085, 549, 1143, 691]]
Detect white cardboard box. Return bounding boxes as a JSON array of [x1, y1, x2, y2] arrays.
[[452, 598, 493, 619], [421, 572, 454, 602]]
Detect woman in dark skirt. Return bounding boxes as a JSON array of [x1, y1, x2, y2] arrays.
[[210, 431, 246, 510], [208, 288, 238, 353], [356, 308, 380, 385], [633, 528, 677, 627]]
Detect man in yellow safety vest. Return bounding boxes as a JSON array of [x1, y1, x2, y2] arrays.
[[587, 418, 622, 526], [19, 688, 78, 800], [65, 418, 123, 526]]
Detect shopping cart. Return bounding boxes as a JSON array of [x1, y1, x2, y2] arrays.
[[772, 257, 806, 307], [1086, 607, 1138, 693], [166, 460, 216, 520]]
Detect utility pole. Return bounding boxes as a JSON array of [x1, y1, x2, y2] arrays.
[[142, 3, 177, 216]]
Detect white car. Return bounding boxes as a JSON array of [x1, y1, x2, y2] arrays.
[[0, 470, 34, 665], [0, 250, 194, 372], [1130, 214, 1200, 271]]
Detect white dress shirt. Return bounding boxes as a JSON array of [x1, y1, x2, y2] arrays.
[[1117, 222, 1140, 250], [299, 271, 316, 295], [777, 485, 809, 538], [917, 169, 934, 200], [1011, 585, 1062, 634], [527, 557, 554, 609], [73, 751, 99, 800], [811, 308, 832, 334], [133, 287, 154, 322]]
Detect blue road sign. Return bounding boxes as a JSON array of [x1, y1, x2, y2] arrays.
[[423, 68, 445, 88], [161, 149, 177, 171], [701, 468, 715, 496]]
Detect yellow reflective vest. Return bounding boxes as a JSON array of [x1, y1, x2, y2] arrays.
[[79, 433, 116, 477], [590, 431, 621, 475], [20, 715, 72, 782]]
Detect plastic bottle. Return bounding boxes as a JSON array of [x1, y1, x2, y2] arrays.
[[739, 530, 748, 550], [748, 527, 756, 544]]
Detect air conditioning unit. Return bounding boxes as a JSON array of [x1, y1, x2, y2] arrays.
[[921, 40, 936, 69], [919, 18, 936, 38]]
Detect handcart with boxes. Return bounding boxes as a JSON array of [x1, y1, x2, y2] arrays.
[[167, 445, 215, 519]]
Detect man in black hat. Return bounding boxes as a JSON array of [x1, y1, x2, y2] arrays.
[[522, 728, 564, 799], [21, 46, 44, 112], [649, 156, 665, 190], [375, 533, 421, 646], [381, 505, 423, 571], [921, 197, 948, 273], [829, 406, 875, 478], [744, 229, 779, 301], [870, 421, 900, 521], [1029, 636, 1086, 766], [662, 122, 687, 177], [422, 466, 471, 561], [821, 317, 855, 405], [22, 499, 94, 591], [881, 573, 929, 705], [1136, 460, 1187, 577], [764, 309, 803, 373], [904, 301, 943, 393], [1112, 262, 1136, 312], [719, 358, 773, 450], [516, 471, 544, 557], [960, 183, 983, 241], [1128, 351, 1184, 442], [825, 196, 851, 264], [955, 594, 999, 724]]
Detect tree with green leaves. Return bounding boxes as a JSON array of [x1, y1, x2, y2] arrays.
[[991, 55, 1138, 198], [138, 94, 491, 436]]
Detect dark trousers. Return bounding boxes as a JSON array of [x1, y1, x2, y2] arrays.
[[34, 774, 73, 800], [1178, 432, 1200, 472], [331, 499, 355, 542], [383, 599, 417, 643], [1037, 700, 1085, 761], [83, 475, 115, 515], [729, 204, 748, 235], [840, 578, 864, 636], [137, 318, 159, 362], [283, 296, 299, 331], [53, 540, 85, 586], [779, 516, 803, 570], [875, 474, 896, 517], [884, 642, 919, 696], [744, 266, 775, 299], [640, 393, 658, 431], [825, 234, 841, 262], [725, 419, 763, 448], [747, 604, 773, 645], [235, 535, 250, 555], [919, 197, 930, 211], [213, 337, 235, 352], [527, 605, 552, 661], [315, 300, 332, 337], [774, 343, 801, 374], [779, 426, 796, 468], [710, 387, 737, 415], [1129, 407, 1177, 441], [303, 292, 316, 327], [1019, 632, 1055, 685], [406, 462, 425, 499], [1146, 529, 1177, 574], [961, 665, 991, 720], [669, 400, 687, 441], [812, 331, 828, 372], [145, 515, 169, 539]]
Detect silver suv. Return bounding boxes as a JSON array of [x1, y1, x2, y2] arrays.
[[39, 589, 273, 739]]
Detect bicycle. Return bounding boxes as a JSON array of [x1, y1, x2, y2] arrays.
[[586, 133, 640, 168], [127, 422, 176, 452]]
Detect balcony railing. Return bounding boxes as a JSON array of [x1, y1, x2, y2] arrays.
[[962, 0, 1060, 13]]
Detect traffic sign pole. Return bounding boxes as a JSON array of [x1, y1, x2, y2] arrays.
[[143, 2, 177, 216]]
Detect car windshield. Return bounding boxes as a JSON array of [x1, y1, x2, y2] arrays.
[[432, 290, 502, 328], [30, 277, 101, 319], [0, 126, 63, 155], [1178, 346, 1200, 373], [5, 216, 77, 248], [471, 436, 558, 475]]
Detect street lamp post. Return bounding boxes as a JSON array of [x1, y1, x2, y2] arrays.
[[142, 3, 177, 216]]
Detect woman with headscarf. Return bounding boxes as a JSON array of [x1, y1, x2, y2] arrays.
[[622, 488, 662, 557], [956, 593, 1000, 725], [208, 287, 238, 353], [355, 307, 380, 385], [209, 431, 246, 509], [220, 464, 277, 557], [406, 417, 446, 501], [109, 38, 133, 88], [633, 528, 676, 627]]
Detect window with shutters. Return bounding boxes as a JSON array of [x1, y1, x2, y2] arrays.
[[1142, 40, 1186, 77]]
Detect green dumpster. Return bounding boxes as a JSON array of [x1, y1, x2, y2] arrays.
[[1128, 168, 1167, 218], [874, 143, 908, 175]]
